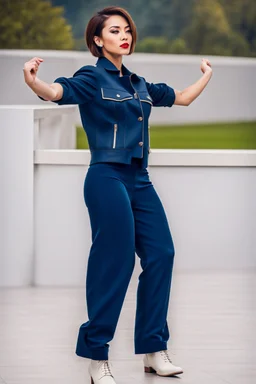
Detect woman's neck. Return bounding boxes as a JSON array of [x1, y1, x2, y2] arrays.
[[104, 53, 123, 75]]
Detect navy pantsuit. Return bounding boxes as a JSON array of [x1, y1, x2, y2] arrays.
[[38, 55, 177, 361], [75, 158, 175, 360]]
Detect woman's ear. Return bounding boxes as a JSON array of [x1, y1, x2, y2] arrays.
[[94, 37, 103, 48]]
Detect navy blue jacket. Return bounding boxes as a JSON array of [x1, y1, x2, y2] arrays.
[[38, 56, 176, 168]]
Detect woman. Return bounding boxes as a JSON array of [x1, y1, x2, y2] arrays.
[[23, 6, 212, 384]]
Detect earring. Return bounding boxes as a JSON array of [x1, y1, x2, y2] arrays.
[[98, 44, 103, 48]]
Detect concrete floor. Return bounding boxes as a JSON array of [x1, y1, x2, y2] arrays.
[[0, 269, 255, 384]]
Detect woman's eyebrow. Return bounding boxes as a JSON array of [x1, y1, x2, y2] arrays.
[[109, 25, 130, 29]]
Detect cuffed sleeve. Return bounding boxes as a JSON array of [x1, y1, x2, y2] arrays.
[[145, 81, 176, 107], [37, 65, 99, 105]]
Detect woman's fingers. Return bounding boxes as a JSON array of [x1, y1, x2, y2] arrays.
[[202, 58, 212, 67], [28, 57, 43, 67], [33, 58, 43, 65], [23, 57, 43, 84], [200, 58, 212, 74], [23, 57, 43, 74], [30, 57, 43, 62]]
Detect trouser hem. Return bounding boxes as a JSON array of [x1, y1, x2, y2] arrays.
[[134, 341, 167, 354], [75, 345, 109, 360]]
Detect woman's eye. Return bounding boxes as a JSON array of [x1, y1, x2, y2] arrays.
[[111, 30, 132, 34]]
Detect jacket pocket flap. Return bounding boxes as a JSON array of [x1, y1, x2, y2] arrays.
[[137, 91, 153, 105], [101, 88, 133, 101]]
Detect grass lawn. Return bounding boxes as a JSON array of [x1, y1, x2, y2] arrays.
[[76, 121, 256, 150]]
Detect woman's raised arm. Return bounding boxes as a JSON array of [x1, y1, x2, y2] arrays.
[[174, 58, 213, 106], [23, 57, 63, 101], [23, 57, 99, 105]]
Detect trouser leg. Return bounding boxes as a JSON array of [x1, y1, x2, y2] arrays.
[[132, 171, 175, 354], [76, 165, 135, 360]]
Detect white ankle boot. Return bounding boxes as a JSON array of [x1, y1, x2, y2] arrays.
[[88, 359, 116, 384], [143, 350, 183, 376]]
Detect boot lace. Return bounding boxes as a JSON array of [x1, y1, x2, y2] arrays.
[[98, 360, 113, 378], [160, 350, 173, 363]]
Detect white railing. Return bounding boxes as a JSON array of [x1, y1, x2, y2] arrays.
[[1, 106, 256, 287], [0, 105, 76, 287]]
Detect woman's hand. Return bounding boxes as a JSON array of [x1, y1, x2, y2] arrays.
[[174, 58, 213, 106], [23, 57, 44, 85], [22, 57, 61, 101], [200, 58, 212, 75]]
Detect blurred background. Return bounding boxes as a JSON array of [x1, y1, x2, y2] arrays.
[[1, 0, 256, 56]]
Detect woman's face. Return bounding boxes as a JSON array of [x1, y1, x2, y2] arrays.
[[95, 15, 133, 57]]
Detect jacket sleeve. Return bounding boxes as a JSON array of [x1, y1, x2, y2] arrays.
[[145, 80, 176, 107], [38, 65, 99, 105]]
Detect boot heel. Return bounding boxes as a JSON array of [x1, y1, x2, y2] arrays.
[[144, 366, 156, 373], [91, 377, 94, 384]]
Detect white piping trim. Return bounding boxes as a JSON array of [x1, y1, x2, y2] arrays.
[[101, 88, 133, 102], [140, 99, 153, 106]]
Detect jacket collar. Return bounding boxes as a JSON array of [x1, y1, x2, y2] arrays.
[[96, 56, 138, 78]]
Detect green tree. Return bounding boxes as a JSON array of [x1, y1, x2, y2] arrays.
[[0, 0, 75, 49], [135, 36, 171, 53], [169, 38, 189, 54], [50, 0, 255, 56], [182, 0, 250, 56], [135, 36, 190, 55], [168, 0, 196, 39], [219, 0, 256, 56]]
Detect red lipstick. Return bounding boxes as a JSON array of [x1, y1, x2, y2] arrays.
[[120, 43, 129, 49]]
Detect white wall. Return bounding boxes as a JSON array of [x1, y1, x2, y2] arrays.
[[1, 108, 255, 287], [0, 108, 34, 286], [32, 149, 256, 287], [1, 50, 256, 126], [0, 106, 76, 286]]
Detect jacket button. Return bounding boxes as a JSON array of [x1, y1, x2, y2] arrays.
[[116, 94, 120, 97], [138, 116, 143, 121], [139, 141, 143, 146]]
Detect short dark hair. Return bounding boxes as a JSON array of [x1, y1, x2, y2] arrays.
[[85, 6, 137, 57]]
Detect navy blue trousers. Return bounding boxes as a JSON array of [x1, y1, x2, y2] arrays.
[[75, 158, 175, 360]]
